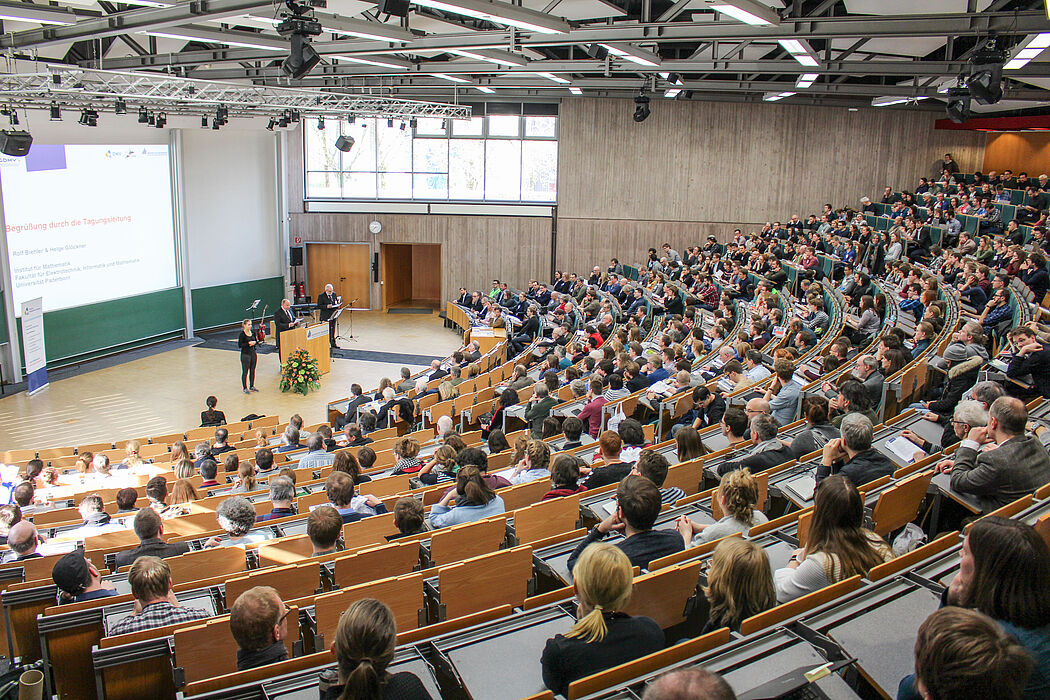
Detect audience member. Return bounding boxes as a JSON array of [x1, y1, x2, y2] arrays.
[[717, 414, 794, 476], [580, 432, 633, 489], [256, 477, 296, 521], [677, 469, 768, 546], [298, 433, 335, 470], [643, 668, 737, 700], [115, 507, 191, 568], [387, 498, 428, 541], [325, 472, 387, 524], [544, 454, 588, 500], [204, 496, 273, 547], [52, 551, 117, 604], [816, 413, 894, 486], [306, 506, 343, 556], [107, 556, 210, 635], [230, 586, 289, 670], [701, 538, 776, 634], [429, 466, 506, 528], [4, 521, 40, 562]]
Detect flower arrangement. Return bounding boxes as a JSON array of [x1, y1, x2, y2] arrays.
[[279, 348, 321, 395]]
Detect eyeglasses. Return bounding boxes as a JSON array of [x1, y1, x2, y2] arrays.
[[277, 606, 292, 625]]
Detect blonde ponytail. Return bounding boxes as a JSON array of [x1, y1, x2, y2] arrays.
[[565, 543, 633, 644]]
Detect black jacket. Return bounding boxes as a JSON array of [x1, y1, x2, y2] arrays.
[[236, 641, 287, 671], [541, 613, 664, 697], [717, 443, 795, 477], [567, 527, 685, 574], [581, 461, 632, 490], [1008, 346, 1050, 399], [928, 357, 982, 416], [816, 448, 894, 487], [114, 538, 191, 569], [321, 673, 433, 700]]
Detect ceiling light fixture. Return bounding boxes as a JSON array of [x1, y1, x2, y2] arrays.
[[633, 93, 650, 122], [143, 29, 286, 51], [410, 0, 570, 34], [946, 87, 971, 123], [331, 55, 413, 70], [871, 95, 928, 107], [778, 39, 819, 67], [432, 73, 471, 83], [598, 43, 662, 67], [795, 73, 819, 89], [569, 87, 582, 95], [49, 102, 61, 121], [447, 48, 528, 66], [534, 72, 570, 84], [701, 0, 779, 26], [476, 86, 496, 93], [763, 91, 795, 101]]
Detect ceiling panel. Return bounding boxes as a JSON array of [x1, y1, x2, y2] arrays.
[[831, 36, 946, 58]]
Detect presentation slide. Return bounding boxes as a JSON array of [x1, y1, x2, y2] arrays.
[[1, 144, 178, 315]]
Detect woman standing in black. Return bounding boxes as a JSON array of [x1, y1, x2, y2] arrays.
[[238, 318, 259, 394]]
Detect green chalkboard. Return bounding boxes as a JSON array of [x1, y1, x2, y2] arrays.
[[190, 276, 285, 332]]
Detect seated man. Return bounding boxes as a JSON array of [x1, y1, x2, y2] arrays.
[[387, 498, 428, 541], [3, 521, 41, 562], [324, 472, 387, 524], [1005, 326, 1050, 399], [524, 384, 558, 438], [643, 668, 736, 700], [70, 494, 125, 539], [229, 585, 289, 671], [580, 431, 633, 490], [115, 507, 191, 568], [306, 506, 342, 556], [717, 415, 794, 476], [256, 477, 296, 522], [211, 429, 235, 456], [106, 556, 210, 635], [816, 413, 894, 487], [115, 489, 139, 514], [764, 358, 801, 426], [198, 459, 220, 489], [561, 416, 588, 450], [204, 497, 273, 547], [946, 396, 1050, 512], [566, 475, 684, 573], [276, 427, 303, 453], [52, 551, 117, 604], [297, 434, 335, 471], [633, 449, 685, 505]]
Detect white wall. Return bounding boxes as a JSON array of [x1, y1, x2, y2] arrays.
[[181, 128, 282, 289]]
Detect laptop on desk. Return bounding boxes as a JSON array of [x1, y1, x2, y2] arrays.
[[738, 658, 857, 700]]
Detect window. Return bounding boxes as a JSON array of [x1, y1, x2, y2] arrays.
[[304, 105, 557, 203]]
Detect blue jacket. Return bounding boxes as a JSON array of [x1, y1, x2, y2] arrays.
[[429, 496, 506, 528]]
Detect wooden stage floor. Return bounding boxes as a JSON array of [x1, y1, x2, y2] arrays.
[[0, 311, 461, 451]]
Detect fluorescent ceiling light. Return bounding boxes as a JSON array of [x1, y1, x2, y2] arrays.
[[871, 96, 928, 107], [795, 72, 818, 88], [447, 48, 528, 66], [1005, 32, 1050, 70], [144, 27, 285, 51], [779, 38, 819, 67], [476, 86, 496, 93], [763, 91, 795, 101], [664, 88, 682, 97], [598, 43, 662, 67], [534, 72, 570, 83], [432, 73, 471, 83], [411, 0, 570, 34], [702, 0, 779, 26], [332, 55, 413, 69], [0, 2, 78, 25], [569, 87, 582, 95]]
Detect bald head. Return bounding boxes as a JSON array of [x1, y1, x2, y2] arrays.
[[643, 668, 736, 700], [8, 521, 38, 556], [746, 397, 770, 415]]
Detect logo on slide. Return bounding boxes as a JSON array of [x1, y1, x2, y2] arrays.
[[25, 144, 66, 173]]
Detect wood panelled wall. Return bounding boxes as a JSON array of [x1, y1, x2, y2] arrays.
[[289, 212, 551, 308], [983, 132, 1050, 175]]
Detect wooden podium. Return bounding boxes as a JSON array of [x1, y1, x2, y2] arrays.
[[279, 323, 331, 375]]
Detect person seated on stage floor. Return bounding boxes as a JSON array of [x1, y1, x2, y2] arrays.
[[115, 488, 139, 514], [0, 504, 20, 545], [941, 396, 1050, 513], [298, 433, 336, 471], [717, 414, 794, 477], [211, 428, 235, 456], [429, 466, 507, 529], [115, 507, 191, 568], [325, 472, 388, 524], [904, 608, 1033, 700], [396, 366, 414, 393], [898, 516, 1050, 700], [256, 477, 296, 523], [579, 432, 633, 490], [677, 469, 768, 548], [387, 498, 429, 542], [3, 521, 40, 563], [198, 459, 220, 489], [200, 395, 226, 427], [816, 413, 894, 488], [276, 426, 303, 453], [107, 556, 210, 636], [773, 475, 893, 603], [204, 497, 273, 548], [642, 668, 737, 700], [632, 449, 685, 506], [567, 475, 684, 574], [70, 494, 125, 540], [52, 551, 117, 604], [542, 543, 664, 697], [230, 586, 289, 671], [307, 506, 343, 557], [322, 598, 433, 700]]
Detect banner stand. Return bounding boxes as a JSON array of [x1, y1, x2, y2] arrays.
[[20, 297, 47, 395]]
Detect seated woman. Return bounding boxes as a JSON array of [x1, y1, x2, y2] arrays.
[[543, 454, 587, 500], [323, 598, 433, 700], [386, 498, 429, 541], [508, 440, 552, 485], [897, 516, 1050, 700], [788, 396, 840, 459], [429, 466, 506, 528], [204, 496, 273, 548], [773, 475, 892, 603], [416, 445, 458, 486], [390, 438, 423, 475], [702, 538, 777, 633], [541, 543, 664, 696], [200, 395, 226, 427], [332, 450, 371, 484], [676, 469, 768, 547], [485, 429, 511, 455]]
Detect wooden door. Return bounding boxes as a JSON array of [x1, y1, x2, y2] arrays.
[[306, 243, 371, 310], [380, 243, 413, 309]]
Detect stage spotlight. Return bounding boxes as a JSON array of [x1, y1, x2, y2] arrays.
[[399, 121, 406, 131], [212, 119, 221, 130], [5, 109, 19, 126], [409, 118, 417, 129], [114, 98, 127, 115], [201, 115, 209, 128], [277, 1, 322, 79], [49, 102, 61, 121], [278, 114, 290, 128], [968, 47, 1006, 105], [266, 117, 277, 131], [586, 44, 609, 60], [317, 116, 325, 130], [349, 116, 356, 124], [138, 106, 148, 123], [78, 109, 98, 127], [155, 113, 167, 128], [946, 87, 971, 123], [633, 93, 650, 122], [335, 135, 355, 152], [387, 118, 393, 128], [147, 112, 155, 126]]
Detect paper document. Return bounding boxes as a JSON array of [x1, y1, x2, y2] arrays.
[[886, 436, 925, 463]]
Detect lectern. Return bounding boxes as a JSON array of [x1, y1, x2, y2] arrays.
[[278, 323, 331, 374]]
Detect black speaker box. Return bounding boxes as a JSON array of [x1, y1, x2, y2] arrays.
[[290, 246, 304, 266], [335, 135, 355, 152], [0, 130, 33, 157], [377, 0, 410, 16]]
